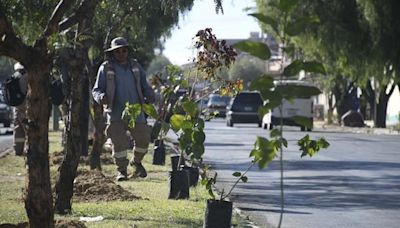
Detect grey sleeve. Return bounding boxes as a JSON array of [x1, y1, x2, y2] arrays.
[[92, 64, 107, 104]]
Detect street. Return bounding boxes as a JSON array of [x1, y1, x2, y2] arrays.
[[203, 119, 400, 228], [0, 127, 13, 157]]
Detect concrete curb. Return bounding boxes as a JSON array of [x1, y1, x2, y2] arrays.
[[314, 122, 400, 135]]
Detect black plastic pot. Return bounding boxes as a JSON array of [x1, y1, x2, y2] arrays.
[[152, 140, 165, 165], [182, 166, 199, 187], [203, 199, 233, 228], [168, 170, 190, 199], [170, 155, 184, 171]]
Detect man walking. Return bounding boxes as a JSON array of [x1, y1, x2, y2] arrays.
[[92, 37, 155, 181], [13, 63, 27, 156]]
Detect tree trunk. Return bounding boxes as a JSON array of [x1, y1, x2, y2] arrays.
[[80, 74, 90, 156], [54, 47, 86, 214], [25, 62, 54, 227], [375, 94, 388, 128], [87, 48, 106, 170], [89, 102, 105, 170], [88, 54, 106, 170], [375, 84, 396, 128], [327, 92, 334, 124]]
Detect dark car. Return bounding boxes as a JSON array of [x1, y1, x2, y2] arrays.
[[0, 91, 13, 128], [206, 94, 231, 117], [226, 91, 263, 127]]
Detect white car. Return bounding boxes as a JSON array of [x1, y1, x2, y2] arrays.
[[262, 80, 319, 131]]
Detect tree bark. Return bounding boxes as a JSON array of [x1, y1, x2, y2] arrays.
[[80, 74, 90, 156], [54, 47, 86, 214], [375, 84, 396, 128], [89, 102, 106, 170], [88, 60, 106, 170], [25, 62, 54, 228]]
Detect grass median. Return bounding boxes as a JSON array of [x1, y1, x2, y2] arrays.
[[0, 130, 246, 227]]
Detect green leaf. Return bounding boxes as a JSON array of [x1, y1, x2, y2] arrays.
[[161, 122, 170, 134], [151, 121, 162, 141], [88, 45, 100, 62], [281, 138, 288, 147], [258, 106, 270, 119], [233, 41, 271, 60], [122, 103, 142, 129], [142, 104, 159, 119], [192, 130, 206, 144], [170, 114, 185, 132], [251, 136, 277, 169], [286, 16, 320, 36], [196, 118, 205, 129], [283, 60, 303, 76], [317, 137, 330, 149], [303, 61, 326, 75], [278, 0, 299, 12], [232, 172, 241, 177], [249, 13, 278, 34], [269, 129, 281, 138], [240, 176, 248, 183], [276, 84, 321, 99], [181, 119, 193, 130], [297, 135, 329, 158], [292, 116, 313, 129], [249, 74, 274, 93], [182, 100, 198, 117], [192, 144, 205, 159]]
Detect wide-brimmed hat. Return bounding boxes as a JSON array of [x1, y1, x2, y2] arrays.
[[105, 37, 129, 52]]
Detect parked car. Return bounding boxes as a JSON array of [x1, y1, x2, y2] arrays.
[[0, 91, 13, 128], [196, 97, 209, 114], [206, 94, 231, 117], [226, 91, 263, 127], [262, 80, 319, 131]]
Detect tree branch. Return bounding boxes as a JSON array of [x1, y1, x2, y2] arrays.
[[0, 3, 32, 64], [43, 0, 76, 37], [59, 0, 100, 32]]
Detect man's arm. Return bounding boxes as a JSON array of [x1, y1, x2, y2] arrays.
[[92, 64, 107, 104]]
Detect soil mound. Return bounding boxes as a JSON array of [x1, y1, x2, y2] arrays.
[[73, 169, 140, 202], [50, 151, 114, 166]]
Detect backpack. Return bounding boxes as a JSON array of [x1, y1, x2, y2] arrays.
[[50, 77, 65, 106], [1, 74, 25, 106]]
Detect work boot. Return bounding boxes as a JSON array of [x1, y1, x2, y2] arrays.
[[116, 170, 128, 181], [130, 161, 147, 178]]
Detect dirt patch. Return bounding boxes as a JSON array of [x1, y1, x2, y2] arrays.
[[73, 169, 140, 202], [0, 220, 86, 228], [50, 151, 114, 166]]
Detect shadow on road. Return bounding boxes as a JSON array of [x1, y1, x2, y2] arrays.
[[210, 160, 400, 211]]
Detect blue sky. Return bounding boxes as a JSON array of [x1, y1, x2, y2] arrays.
[[163, 0, 261, 65]]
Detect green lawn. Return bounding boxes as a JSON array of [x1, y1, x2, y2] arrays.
[[0, 131, 247, 227]]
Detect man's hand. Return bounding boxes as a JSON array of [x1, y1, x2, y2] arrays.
[[99, 93, 108, 105]]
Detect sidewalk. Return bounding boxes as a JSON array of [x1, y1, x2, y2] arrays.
[[314, 120, 400, 135]]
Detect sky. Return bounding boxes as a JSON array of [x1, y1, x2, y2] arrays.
[[163, 0, 261, 66]]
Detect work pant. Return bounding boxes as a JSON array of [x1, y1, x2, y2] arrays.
[[105, 120, 151, 172], [13, 107, 26, 156]]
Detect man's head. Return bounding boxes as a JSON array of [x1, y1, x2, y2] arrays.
[[106, 37, 129, 65]]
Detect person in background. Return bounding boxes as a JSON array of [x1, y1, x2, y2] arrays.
[[13, 63, 27, 156], [92, 37, 155, 181]]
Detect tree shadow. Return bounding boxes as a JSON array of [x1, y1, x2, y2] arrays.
[[209, 159, 400, 211]]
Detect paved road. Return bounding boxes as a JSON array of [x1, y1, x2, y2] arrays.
[[203, 119, 400, 228], [0, 127, 13, 157]]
